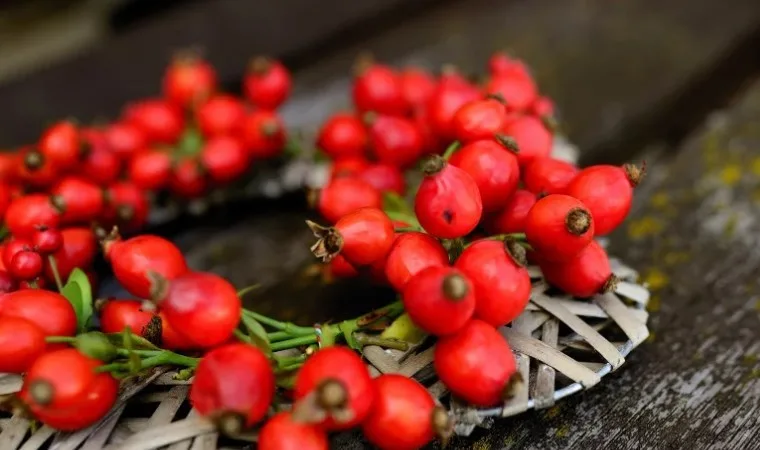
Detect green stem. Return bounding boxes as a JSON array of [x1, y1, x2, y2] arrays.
[[442, 141, 461, 160], [233, 329, 252, 344], [270, 335, 318, 352], [393, 226, 423, 233], [96, 351, 199, 374], [267, 331, 292, 341], [242, 310, 314, 335], [354, 300, 405, 328], [354, 334, 409, 351], [47, 255, 64, 292], [45, 336, 76, 344]]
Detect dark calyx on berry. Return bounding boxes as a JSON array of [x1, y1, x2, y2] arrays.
[[421, 155, 446, 176], [442, 273, 469, 301], [249, 56, 272, 75], [565, 207, 591, 235], [316, 378, 349, 410], [306, 220, 344, 263], [602, 274, 620, 294], [24, 150, 45, 170], [623, 161, 647, 187], [495, 134, 519, 153], [214, 410, 246, 436], [504, 238, 528, 267], [28, 379, 55, 406], [502, 371, 524, 400], [431, 406, 455, 441]]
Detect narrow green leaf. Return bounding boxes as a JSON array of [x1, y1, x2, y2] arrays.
[[241, 315, 271, 357], [60, 268, 93, 333], [338, 321, 361, 350], [237, 284, 261, 298], [382, 192, 412, 216], [122, 328, 142, 374]]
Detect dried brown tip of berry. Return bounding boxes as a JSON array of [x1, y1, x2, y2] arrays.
[[306, 220, 344, 263], [117, 204, 135, 222], [249, 56, 272, 75], [504, 238, 528, 267], [23, 150, 44, 171], [362, 111, 378, 127], [352, 51, 374, 76], [541, 115, 559, 134], [440, 63, 459, 76], [623, 161, 647, 187], [98, 226, 121, 258], [147, 270, 169, 304], [536, 191, 549, 200], [486, 92, 507, 105], [421, 155, 446, 176], [502, 371, 524, 401], [431, 406, 455, 443], [141, 315, 163, 346], [565, 207, 591, 236], [172, 48, 201, 65], [93, 297, 108, 313], [495, 134, 519, 153], [29, 379, 54, 406], [49, 195, 66, 214], [260, 121, 280, 137], [306, 188, 321, 210], [316, 378, 349, 411], [214, 411, 246, 436], [601, 274, 620, 294], [442, 273, 469, 301]]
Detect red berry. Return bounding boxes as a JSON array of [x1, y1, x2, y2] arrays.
[[483, 71, 538, 112], [502, 116, 553, 167], [352, 63, 407, 116], [315, 177, 382, 224], [449, 139, 520, 212], [5, 194, 61, 238], [38, 121, 83, 170], [426, 78, 480, 141], [539, 240, 616, 298], [402, 266, 475, 336], [128, 149, 172, 190], [383, 231, 448, 291], [326, 254, 359, 279], [44, 227, 97, 282], [32, 227, 63, 254], [169, 159, 207, 198], [239, 110, 286, 159], [435, 319, 519, 406], [524, 194, 595, 262], [243, 57, 292, 110], [190, 343, 275, 428], [155, 272, 241, 348], [159, 311, 196, 350], [162, 55, 217, 108], [328, 157, 369, 179], [451, 98, 508, 143], [102, 182, 150, 233], [99, 299, 156, 337], [200, 136, 250, 184], [0, 182, 12, 221], [366, 114, 424, 169], [308, 207, 394, 266], [258, 412, 329, 450], [363, 374, 450, 450], [412, 107, 442, 155], [483, 189, 537, 234], [16, 148, 59, 188], [124, 99, 185, 144], [0, 270, 18, 295], [294, 346, 375, 430], [488, 52, 521, 75], [103, 121, 147, 160], [400, 67, 437, 109], [317, 113, 368, 160], [196, 94, 247, 137], [0, 316, 46, 373], [0, 153, 19, 183], [359, 163, 406, 195], [564, 163, 644, 236], [51, 177, 105, 225], [9, 250, 43, 281], [1, 290, 77, 339], [414, 155, 482, 238], [3, 237, 32, 270], [455, 239, 531, 327], [522, 157, 579, 195], [531, 96, 555, 118], [79, 128, 122, 186]]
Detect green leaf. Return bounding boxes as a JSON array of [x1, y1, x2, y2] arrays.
[[60, 268, 93, 333], [380, 313, 427, 344], [237, 284, 261, 298], [122, 328, 142, 374], [382, 192, 412, 216], [338, 321, 360, 350], [241, 315, 271, 357], [177, 127, 204, 156]]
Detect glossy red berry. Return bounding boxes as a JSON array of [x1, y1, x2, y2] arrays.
[[451, 98, 509, 143], [103, 121, 147, 160], [32, 227, 63, 254], [79, 128, 122, 186], [169, 159, 207, 198], [359, 163, 406, 195], [17, 148, 58, 188], [196, 94, 247, 137], [502, 116, 553, 167], [488, 52, 521, 75], [383, 231, 448, 291], [366, 114, 424, 169], [3, 237, 32, 270], [5, 194, 61, 238], [162, 55, 217, 108], [522, 157, 579, 195], [159, 311, 196, 350], [0, 316, 46, 373], [352, 63, 407, 116], [0, 182, 12, 221], [539, 240, 616, 298], [483, 71, 538, 112], [44, 227, 97, 282], [99, 299, 157, 338], [0, 270, 18, 295], [524, 194, 595, 262], [400, 67, 437, 109], [328, 157, 369, 179], [326, 254, 359, 280], [402, 266, 475, 336], [483, 189, 537, 234], [435, 319, 519, 406], [51, 177, 105, 225], [124, 99, 185, 144], [315, 177, 382, 224], [455, 239, 531, 327], [243, 57, 292, 110], [258, 412, 329, 450], [294, 346, 375, 430], [449, 139, 520, 212], [239, 110, 286, 159], [317, 113, 368, 160], [0, 153, 19, 183], [564, 163, 644, 236], [200, 136, 250, 184], [190, 343, 275, 429], [531, 96, 555, 118], [426, 77, 480, 141], [9, 250, 43, 281], [154, 272, 241, 348], [102, 182, 150, 233], [38, 121, 83, 170], [363, 374, 451, 450], [308, 207, 394, 266], [1, 289, 77, 339], [128, 149, 172, 190], [414, 155, 483, 239]]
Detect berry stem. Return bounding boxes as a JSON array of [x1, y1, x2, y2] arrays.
[[353, 334, 409, 351], [47, 255, 64, 292], [96, 350, 199, 374], [442, 141, 460, 161], [354, 300, 405, 327], [241, 309, 315, 335], [483, 232, 526, 243], [45, 336, 76, 344], [269, 335, 318, 351]]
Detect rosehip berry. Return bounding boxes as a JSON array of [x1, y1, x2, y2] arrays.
[[359, 163, 406, 195], [44, 227, 97, 282], [123, 99, 185, 144], [0, 270, 18, 295], [307, 207, 394, 266], [128, 149, 172, 190], [426, 77, 480, 141], [0, 153, 18, 182], [79, 128, 122, 186], [402, 266, 475, 336], [564, 163, 644, 236], [200, 136, 250, 184], [327, 254, 359, 279], [451, 97, 508, 143], [400, 67, 437, 109], [455, 239, 531, 327], [531, 96, 556, 118], [5, 194, 61, 238], [314, 177, 382, 224], [99, 299, 158, 340], [169, 158, 207, 198], [159, 311, 195, 350], [483, 71, 538, 112], [103, 121, 147, 160], [16, 148, 58, 188], [366, 114, 425, 169], [539, 240, 617, 298], [363, 374, 452, 450], [239, 110, 286, 159], [294, 346, 375, 430], [32, 227, 64, 254], [412, 107, 442, 155], [414, 155, 483, 239], [258, 412, 329, 450], [352, 62, 407, 116], [1, 289, 77, 339], [190, 343, 275, 430], [0, 316, 46, 373], [524, 194, 595, 262], [435, 319, 519, 406], [0, 182, 12, 221], [196, 94, 247, 137], [449, 139, 520, 212], [522, 157, 579, 195], [3, 237, 32, 270], [102, 182, 150, 233], [483, 189, 537, 234], [243, 57, 292, 110], [9, 250, 43, 281], [317, 113, 368, 160], [51, 176, 105, 225], [488, 52, 521, 75], [502, 116, 553, 167], [103, 233, 188, 300], [383, 231, 449, 291], [38, 121, 83, 170], [328, 157, 369, 179], [162, 54, 217, 108]]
